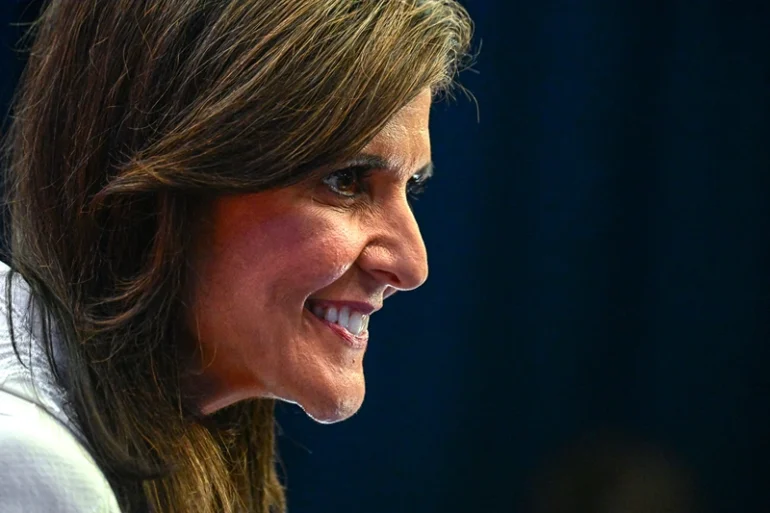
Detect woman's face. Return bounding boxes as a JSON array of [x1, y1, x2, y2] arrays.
[[184, 89, 432, 423]]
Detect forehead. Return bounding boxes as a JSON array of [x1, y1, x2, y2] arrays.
[[361, 89, 433, 171]]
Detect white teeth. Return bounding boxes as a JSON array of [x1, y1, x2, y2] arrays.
[[348, 311, 363, 335], [337, 306, 350, 330], [309, 302, 371, 336]]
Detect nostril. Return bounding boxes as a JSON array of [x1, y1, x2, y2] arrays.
[[370, 268, 402, 289]]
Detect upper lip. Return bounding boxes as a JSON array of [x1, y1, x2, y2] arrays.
[[306, 298, 381, 316]]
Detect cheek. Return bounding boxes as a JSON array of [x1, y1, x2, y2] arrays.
[[206, 206, 363, 303], [277, 218, 362, 295]]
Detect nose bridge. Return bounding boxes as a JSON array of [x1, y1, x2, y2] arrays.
[[362, 195, 428, 291]]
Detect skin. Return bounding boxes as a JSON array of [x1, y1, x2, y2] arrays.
[[183, 88, 432, 423]]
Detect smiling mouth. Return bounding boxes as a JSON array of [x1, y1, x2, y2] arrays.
[[304, 300, 370, 338]]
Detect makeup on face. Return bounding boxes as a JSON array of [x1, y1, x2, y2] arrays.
[[183, 89, 433, 423]]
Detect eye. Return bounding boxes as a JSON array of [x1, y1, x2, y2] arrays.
[[321, 167, 369, 198], [406, 171, 431, 200]]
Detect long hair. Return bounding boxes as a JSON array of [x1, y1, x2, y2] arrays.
[[2, 1, 472, 511]]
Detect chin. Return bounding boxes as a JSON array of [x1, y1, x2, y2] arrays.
[[294, 385, 366, 424]]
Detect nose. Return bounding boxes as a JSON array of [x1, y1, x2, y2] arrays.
[[357, 197, 429, 292]]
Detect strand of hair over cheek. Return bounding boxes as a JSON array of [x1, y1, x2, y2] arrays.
[[88, 158, 220, 213], [89, 161, 176, 207]]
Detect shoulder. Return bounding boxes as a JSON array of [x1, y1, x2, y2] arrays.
[[0, 388, 121, 513]]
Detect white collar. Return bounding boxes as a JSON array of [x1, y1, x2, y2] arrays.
[[0, 260, 86, 445]]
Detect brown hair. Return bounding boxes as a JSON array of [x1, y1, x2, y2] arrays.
[[2, 1, 472, 511]]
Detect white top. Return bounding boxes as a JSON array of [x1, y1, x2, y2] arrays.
[[0, 260, 121, 512]]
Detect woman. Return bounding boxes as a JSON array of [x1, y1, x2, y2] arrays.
[[0, 0, 472, 512]]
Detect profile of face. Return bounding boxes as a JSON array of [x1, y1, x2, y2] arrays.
[[184, 88, 432, 423]]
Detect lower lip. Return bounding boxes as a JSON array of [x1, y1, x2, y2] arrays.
[[305, 308, 369, 350]]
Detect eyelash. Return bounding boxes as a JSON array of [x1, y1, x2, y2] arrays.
[[321, 167, 430, 202], [406, 175, 429, 200]]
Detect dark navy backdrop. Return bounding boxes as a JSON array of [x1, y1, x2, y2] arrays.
[[2, 2, 769, 512]]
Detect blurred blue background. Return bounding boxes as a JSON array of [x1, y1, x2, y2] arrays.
[[2, 1, 769, 512]]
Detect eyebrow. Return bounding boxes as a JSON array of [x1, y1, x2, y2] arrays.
[[344, 153, 434, 180]]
